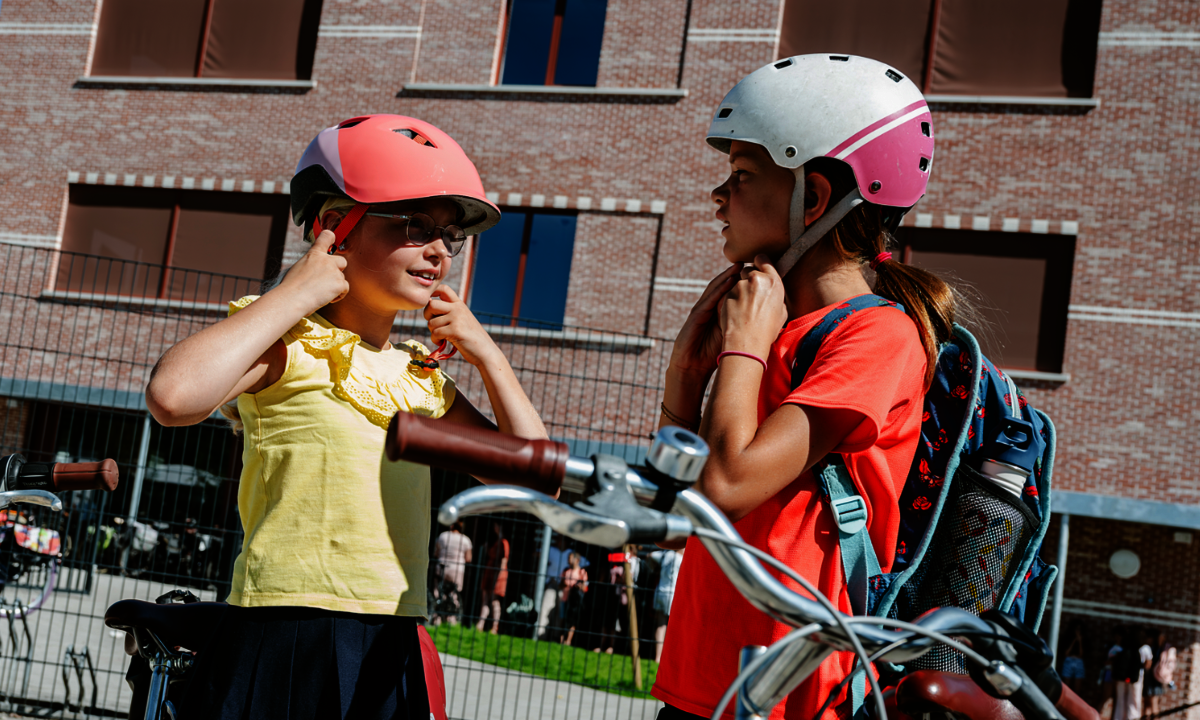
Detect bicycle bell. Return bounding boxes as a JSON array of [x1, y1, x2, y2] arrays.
[[646, 426, 709, 484]]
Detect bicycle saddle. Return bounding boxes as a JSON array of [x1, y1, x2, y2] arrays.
[[894, 670, 1024, 720], [105, 599, 229, 656]]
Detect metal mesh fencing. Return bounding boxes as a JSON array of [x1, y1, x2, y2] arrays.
[[0, 243, 678, 719]]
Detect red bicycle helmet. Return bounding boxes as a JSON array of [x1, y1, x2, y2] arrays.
[[291, 114, 501, 240]]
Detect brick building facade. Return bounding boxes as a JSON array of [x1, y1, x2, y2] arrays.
[[1, 0, 1198, 715]]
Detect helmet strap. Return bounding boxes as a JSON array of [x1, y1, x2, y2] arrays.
[[313, 202, 369, 252], [775, 170, 864, 278]]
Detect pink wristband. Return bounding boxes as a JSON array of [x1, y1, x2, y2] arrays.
[[717, 350, 767, 372]]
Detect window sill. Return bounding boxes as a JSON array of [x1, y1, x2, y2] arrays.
[[40, 290, 229, 313], [75, 76, 315, 93], [392, 316, 655, 349], [925, 94, 1099, 110], [399, 83, 687, 102], [1002, 368, 1071, 384]]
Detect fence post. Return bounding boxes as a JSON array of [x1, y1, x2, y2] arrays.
[[623, 544, 642, 690], [126, 412, 152, 522], [532, 524, 551, 639], [1048, 513, 1069, 660]]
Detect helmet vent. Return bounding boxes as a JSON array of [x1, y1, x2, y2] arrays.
[[774, 59, 794, 69], [718, 107, 733, 118], [921, 121, 931, 137], [885, 69, 903, 82], [338, 117, 369, 129], [392, 128, 437, 147], [829, 55, 849, 62], [919, 157, 930, 172]]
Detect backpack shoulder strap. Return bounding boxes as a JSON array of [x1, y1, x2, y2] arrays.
[[790, 295, 906, 389]]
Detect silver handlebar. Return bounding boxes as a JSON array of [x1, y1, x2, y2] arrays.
[[438, 454, 992, 658]]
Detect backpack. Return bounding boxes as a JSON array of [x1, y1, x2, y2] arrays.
[[791, 296, 1057, 690]]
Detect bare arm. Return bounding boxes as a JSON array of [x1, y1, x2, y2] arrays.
[[145, 231, 349, 426], [426, 286, 547, 440]]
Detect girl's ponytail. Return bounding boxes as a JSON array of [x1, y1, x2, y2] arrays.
[[870, 256, 956, 387]]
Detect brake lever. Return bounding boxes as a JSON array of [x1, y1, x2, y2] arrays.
[[438, 485, 692, 548], [0, 490, 62, 512]]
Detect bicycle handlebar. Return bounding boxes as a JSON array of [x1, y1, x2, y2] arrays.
[[1, 455, 119, 493], [385, 412, 567, 497], [388, 417, 1064, 720]]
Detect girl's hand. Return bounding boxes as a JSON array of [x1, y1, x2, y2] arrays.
[[670, 264, 742, 379], [425, 286, 501, 367], [719, 255, 787, 359], [275, 229, 350, 316]]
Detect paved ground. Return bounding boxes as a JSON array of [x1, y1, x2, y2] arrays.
[[0, 568, 658, 720], [441, 653, 660, 720]]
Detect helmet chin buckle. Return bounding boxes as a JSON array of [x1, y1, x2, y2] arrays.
[[774, 185, 865, 278]]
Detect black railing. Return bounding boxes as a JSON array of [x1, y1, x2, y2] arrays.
[[0, 243, 678, 718]]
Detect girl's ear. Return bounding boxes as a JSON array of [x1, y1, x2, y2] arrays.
[[320, 210, 344, 233], [803, 171, 833, 226]]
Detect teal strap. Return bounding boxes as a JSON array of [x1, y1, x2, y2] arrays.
[[819, 463, 882, 617], [818, 463, 882, 720]]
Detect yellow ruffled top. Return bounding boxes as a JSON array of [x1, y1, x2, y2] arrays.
[[229, 294, 452, 427], [225, 295, 455, 616]]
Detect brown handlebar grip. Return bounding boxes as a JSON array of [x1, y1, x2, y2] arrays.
[[386, 412, 568, 497], [53, 459, 120, 492], [1055, 684, 1099, 720]]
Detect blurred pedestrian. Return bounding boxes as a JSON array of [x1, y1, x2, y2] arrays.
[[1146, 629, 1175, 718], [476, 522, 509, 634], [1060, 622, 1086, 695], [560, 552, 589, 647], [537, 534, 588, 640], [431, 521, 472, 625], [650, 547, 684, 663]]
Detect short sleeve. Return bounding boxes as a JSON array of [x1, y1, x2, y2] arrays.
[[783, 308, 925, 454], [228, 294, 260, 316]]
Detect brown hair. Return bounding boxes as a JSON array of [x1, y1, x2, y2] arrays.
[[808, 158, 960, 387]]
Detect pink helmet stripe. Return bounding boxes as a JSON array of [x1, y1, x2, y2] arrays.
[[826, 99, 929, 159]]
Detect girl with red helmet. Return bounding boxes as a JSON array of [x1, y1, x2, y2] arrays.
[[651, 56, 966, 719], [145, 114, 545, 719]]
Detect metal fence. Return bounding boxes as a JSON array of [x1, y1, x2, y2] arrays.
[[0, 242, 678, 719]]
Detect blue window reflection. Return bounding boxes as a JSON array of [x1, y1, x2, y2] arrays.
[[469, 210, 577, 330], [501, 0, 607, 88]]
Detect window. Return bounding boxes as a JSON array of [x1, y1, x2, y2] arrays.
[[778, 0, 1103, 97], [57, 185, 290, 305], [468, 210, 576, 330], [895, 228, 1075, 373], [90, 0, 322, 80], [500, 0, 608, 86]]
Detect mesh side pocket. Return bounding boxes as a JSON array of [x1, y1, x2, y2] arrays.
[[906, 465, 1038, 673]]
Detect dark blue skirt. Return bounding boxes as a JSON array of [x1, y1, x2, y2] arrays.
[[180, 606, 428, 720]]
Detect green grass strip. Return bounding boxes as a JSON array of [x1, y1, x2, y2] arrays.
[[427, 624, 659, 700]]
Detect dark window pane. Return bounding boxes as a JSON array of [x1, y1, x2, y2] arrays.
[[898, 228, 1075, 373], [501, 0, 557, 85], [58, 187, 171, 297], [554, 0, 607, 87], [910, 251, 1045, 369], [778, 0, 931, 84], [470, 212, 527, 322], [91, 0, 207, 77], [169, 209, 272, 304], [930, 0, 1079, 97], [517, 214, 576, 330], [202, 0, 322, 80]]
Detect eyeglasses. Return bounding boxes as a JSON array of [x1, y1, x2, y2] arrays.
[[363, 211, 468, 257]]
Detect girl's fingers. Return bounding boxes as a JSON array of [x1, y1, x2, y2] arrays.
[[312, 229, 338, 255], [433, 285, 461, 303]]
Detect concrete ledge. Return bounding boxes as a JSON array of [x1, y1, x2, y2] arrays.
[[76, 76, 315, 92], [1003, 369, 1070, 384], [41, 290, 229, 313], [393, 316, 655, 349], [1054, 490, 1200, 530], [926, 94, 1099, 109], [400, 83, 687, 102]]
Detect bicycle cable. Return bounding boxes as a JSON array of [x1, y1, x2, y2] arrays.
[[709, 622, 826, 720], [692, 527, 888, 720]]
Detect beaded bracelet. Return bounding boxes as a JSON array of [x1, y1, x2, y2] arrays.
[[717, 350, 767, 372]]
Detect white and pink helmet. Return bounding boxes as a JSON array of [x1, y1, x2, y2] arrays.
[[707, 54, 934, 275]]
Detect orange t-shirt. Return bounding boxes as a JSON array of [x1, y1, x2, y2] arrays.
[[652, 296, 926, 720]]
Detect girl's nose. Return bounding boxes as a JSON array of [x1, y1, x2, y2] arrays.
[[711, 178, 730, 205]]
